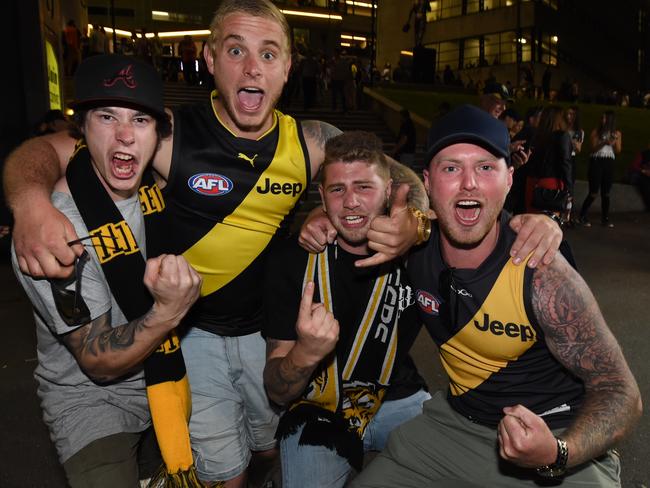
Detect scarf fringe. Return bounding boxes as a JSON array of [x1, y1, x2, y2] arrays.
[[146, 464, 219, 488], [277, 405, 364, 470]]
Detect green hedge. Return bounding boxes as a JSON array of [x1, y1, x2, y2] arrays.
[[375, 86, 650, 182]]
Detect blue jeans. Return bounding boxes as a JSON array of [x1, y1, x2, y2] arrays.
[[280, 389, 430, 488], [182, 329, 279, 481]]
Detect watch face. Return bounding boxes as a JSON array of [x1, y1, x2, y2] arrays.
[[536, 466, 566, 478]]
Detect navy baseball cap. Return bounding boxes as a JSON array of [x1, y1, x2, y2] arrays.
[[72, 54, 165, 118], [424, 104, 511, 166]]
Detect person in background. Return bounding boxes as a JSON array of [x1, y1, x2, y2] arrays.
[[392, 109, 417, 166], [33, 110, 72, 136], [500, 108, 522, 139], [578, 110, 622, 228], [178, 35, 197, 85], [525, 105, 572, 216], [564, 106, 584, 224], [88, 24, 106, 56], [629, 147, 650, 211], [63, 20, 82, 75], [506, 106, 542, 215]]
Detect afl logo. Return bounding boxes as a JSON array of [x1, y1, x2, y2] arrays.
[[416, 290, 440, 315], [188, 173, 233, 196]]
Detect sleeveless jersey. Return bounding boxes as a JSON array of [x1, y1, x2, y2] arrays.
[[407, 216, 584, 428], [164, 98, 310, 335]]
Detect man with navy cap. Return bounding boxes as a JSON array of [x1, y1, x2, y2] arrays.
[[11, 55, 202, 487], [351, 105, 641, 487]]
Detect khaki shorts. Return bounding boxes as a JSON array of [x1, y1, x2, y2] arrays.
[[351, 391, 621, 488]]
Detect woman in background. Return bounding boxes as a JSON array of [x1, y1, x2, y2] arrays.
[[525, 105, 572, 215], [564, 105, 584, 224], [579, 110, 622, 227]]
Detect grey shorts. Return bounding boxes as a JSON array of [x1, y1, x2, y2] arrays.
[[181, 328, 279, 481], [351, 391, 621, 488]]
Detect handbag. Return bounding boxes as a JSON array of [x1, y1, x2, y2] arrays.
[[532, 186, 569, 212], [531, 177, 569, 212]]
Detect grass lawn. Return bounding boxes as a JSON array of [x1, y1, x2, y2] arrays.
[[374, 86, 650, 182]]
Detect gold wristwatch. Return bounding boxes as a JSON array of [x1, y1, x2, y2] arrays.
[[409, 207, 431, 246]]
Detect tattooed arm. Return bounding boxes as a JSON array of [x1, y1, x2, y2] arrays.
[[264, 282, 339, 407], [62, 254, 201, 383], [498, 255, 641, 469], [62, 309, 167, 383], [264, 338, 319, 407]]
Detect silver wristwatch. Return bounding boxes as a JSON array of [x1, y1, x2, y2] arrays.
[[536, 437, 568, 478]]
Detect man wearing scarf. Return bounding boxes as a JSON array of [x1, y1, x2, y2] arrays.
[[263, 132, 431, 488], [11, 55, 202, 487]]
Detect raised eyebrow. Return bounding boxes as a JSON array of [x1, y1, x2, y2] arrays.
[[260, 40, 282, 51], [223, 34, 245, 44], [222, 35, 280, 51]]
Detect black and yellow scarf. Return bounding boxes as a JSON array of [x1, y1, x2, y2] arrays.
[[276, 245, 401, 470], [66, 142, 202, 486]]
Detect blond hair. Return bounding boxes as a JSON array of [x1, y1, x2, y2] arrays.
[[208, 0, 291, 54]]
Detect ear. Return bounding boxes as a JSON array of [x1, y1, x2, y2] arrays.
[[203, 42, 215, 75], [506, 165, 514, 190], [283, 54, 292, 84], [422, 168, 431, 196], [318, 184, 326, 213]]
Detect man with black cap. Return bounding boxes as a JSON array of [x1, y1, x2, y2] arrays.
[[479, 81, 511, 119], [351, 105, 641, 487], [11, 55, 202, 487]]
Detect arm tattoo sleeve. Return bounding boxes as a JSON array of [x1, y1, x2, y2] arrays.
[[531, 257, 641, 466], [301, 120, 342, 150], [264, 339, 317, 406], [62, 310, 153, 383]]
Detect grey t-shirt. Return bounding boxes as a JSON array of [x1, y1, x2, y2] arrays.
[[11, 191, 151, 463]]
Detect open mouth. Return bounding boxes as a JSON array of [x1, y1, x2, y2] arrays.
[[238, 87, 264, 111], [455, 200, 481, 224], [342, 215, 366, 227], [111, 152, 137, 179]]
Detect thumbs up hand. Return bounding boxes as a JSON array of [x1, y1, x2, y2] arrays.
[[356, 184, 420, 268]]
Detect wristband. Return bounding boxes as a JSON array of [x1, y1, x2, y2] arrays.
[[409, 207, 431, 245]]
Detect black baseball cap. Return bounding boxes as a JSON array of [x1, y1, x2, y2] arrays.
[[424, 104, 511, 167], [483, 82, 512, 102], [72, 54, 165, 118]]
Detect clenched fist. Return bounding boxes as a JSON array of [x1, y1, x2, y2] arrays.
[[143, 254, 202, 329]]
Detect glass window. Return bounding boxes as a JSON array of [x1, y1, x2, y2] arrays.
[[437, 40, 460, 71], [464, 38, 480, 68]]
